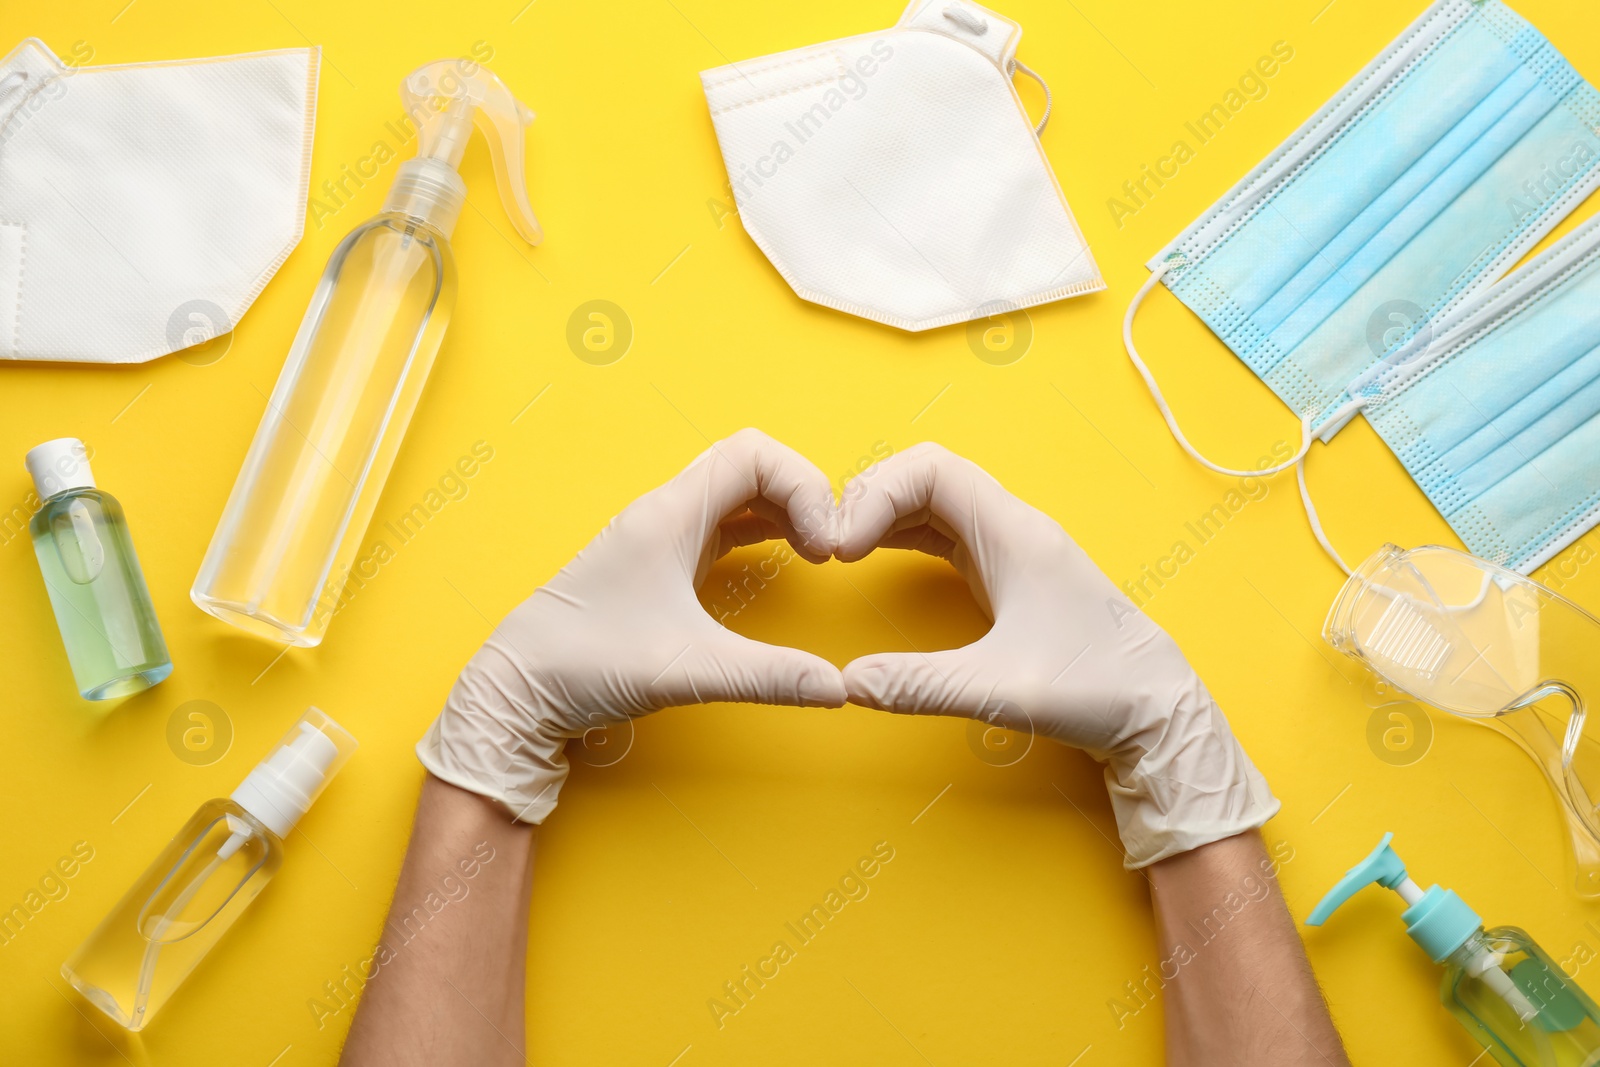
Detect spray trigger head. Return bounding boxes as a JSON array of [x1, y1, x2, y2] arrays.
[[397, 58, 543, 244]]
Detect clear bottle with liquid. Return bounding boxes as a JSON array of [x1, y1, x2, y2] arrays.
[[25, 438, 172, 699], [1309, 832, 1600, 1066], [191, 58, 543, 646], [62, 709, 356, 1030]]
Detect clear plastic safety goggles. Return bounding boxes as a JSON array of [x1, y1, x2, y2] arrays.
[[1326, 544, 1600, 896]]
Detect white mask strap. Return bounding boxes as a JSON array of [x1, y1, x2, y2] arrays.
[[938, 3, 1049, 136], [1123, 259, 1317, 476], [1296, 443, 1354, 575], [1009, 59, 1050, 136], [1123, 258, 1368, 572]]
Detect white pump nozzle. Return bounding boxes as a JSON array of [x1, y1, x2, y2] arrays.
[[231, 708, 357, 838], [383, 58, 543, 244]]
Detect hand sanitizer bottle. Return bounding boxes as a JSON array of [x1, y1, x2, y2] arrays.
[[1309, 832, 1600, 1065], [26, 438, 172, 699], [192, 57, 543, 647], [62, 709, 357, 1030]]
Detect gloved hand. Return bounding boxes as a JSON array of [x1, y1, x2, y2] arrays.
[[417, 429, 848, 823], [835, 443, 1278, 867]]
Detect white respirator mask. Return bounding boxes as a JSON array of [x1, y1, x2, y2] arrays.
[[700, 0, 1102, 332], [0, 38, 318, 363]]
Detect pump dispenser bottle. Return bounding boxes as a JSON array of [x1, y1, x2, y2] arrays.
[[1309, 833, 1600, 1066], [62, 709, 356, 1030], [192, 58, 543, 646], [25, 438, 172, 699]]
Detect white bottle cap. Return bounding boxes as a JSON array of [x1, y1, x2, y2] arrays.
[[231, 708, 358, 838], [25, 438, 95, 500]]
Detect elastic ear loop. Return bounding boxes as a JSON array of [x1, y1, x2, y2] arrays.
[[1296, 446, 1356, 575], [939, 3, 1051, 136], [1010, 59, 1052, 136], [1123, 258, 1367, 574]]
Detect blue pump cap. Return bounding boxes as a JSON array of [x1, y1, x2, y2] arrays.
[[1307, 832, 1409, 925], [1402, 886, 1481, 963], [1307, 832, 1482, 964]]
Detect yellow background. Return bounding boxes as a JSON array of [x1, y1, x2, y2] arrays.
[[4, 0, 1600, 1063]]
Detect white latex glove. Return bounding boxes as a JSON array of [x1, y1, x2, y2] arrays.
[[418, 429, 847, 823], [835, 443, 1279, 867]]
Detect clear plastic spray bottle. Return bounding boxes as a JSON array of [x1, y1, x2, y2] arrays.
[[192, 58, 543, 646], [25, 438, 172, 699], [62, 709, 356, 1030], [1309, 832, 1600, 1066]]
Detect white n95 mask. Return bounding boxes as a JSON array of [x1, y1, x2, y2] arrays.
[[0, 39, 318, 363], [700, 0, 1103, 332]]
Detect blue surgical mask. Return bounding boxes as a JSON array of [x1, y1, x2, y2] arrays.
[[1120, 0, 1600, 573], [1350, 214, 1600, 573]]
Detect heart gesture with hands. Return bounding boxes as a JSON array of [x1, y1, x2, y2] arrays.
[[419, 430, 1276, 864], [832, 442, 1277, 867]]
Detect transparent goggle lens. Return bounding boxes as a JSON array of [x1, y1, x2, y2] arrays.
[[1326, 544, 1600, 895]]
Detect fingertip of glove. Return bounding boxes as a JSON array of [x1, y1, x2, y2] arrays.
[[841, 657, 892, 710], [831, 520, 878, 564], [831, 541, 872, 564], [807, 502, 843, 561], [789, 539, 833, 566], [797, 665, 848, 708]]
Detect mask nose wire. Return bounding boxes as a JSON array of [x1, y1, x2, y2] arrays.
[[1123, 257, 1369, 573]]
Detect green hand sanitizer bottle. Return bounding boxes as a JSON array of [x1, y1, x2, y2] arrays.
[[26, 438, 172, 699], [1310, 833, 1600, 1066]]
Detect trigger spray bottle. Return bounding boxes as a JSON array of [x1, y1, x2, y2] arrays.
[[1309, 833, 1600, 1065], [192, 58, 543, 646], [62, 709, 356, 1030]]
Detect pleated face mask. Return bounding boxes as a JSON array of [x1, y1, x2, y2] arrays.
[[1119, 0, 1600, 574], [0, 39, 318, 363], [700, 0, 1103, 332], [1352, 214, 1600, 573]]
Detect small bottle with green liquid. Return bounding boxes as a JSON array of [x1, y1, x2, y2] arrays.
[[25, 438, 171, 699], [1309, 833, 1600, 1065]]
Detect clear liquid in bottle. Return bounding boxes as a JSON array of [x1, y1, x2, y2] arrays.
[[192, 214, 454, 646], [61, 709, 355, 1030], [62, 799, 282, 1030], [192, 55, 541, 648]]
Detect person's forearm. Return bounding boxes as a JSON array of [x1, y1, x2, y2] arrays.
[[1148, 831, 1349, 1067], [341, 775, 535, 1067]]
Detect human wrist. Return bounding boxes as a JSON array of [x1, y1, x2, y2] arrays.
[[418, 773, 536, 843]]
